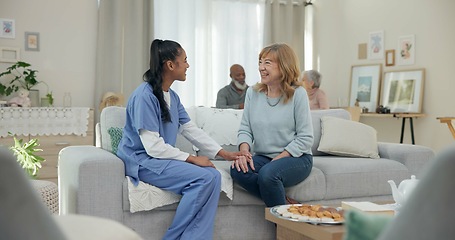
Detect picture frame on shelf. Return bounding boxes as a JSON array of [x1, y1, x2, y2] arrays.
[[25, 32, 40, 51], [349, 64, 382, 112], [381, 69, 425, 113], [0, 19, 15, 39], [0, 47, 20, 63], [358, 43, 367, 60], [368, 30, 384, 60], [385, 49, 395, 67], [397, 35, 415, 65]]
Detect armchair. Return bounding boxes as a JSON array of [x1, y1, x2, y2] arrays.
[[0, 146, 142, 240]]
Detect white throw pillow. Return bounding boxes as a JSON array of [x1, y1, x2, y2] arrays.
[[317, 116, 380, 158]]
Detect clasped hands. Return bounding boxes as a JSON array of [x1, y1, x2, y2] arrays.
[[231, 150, 254, 173], [187, 148, 253, 172], [217, 149, 254, 173]]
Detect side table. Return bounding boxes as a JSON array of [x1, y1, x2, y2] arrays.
[[437, 117, 455, 139], [31, 180, 59, 214], [265, 208, 345, 240]]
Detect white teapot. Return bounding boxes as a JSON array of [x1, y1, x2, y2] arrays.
[[388, 175, 419, 205]]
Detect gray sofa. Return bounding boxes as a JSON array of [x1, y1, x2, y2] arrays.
[[58, 106, 434, 240]]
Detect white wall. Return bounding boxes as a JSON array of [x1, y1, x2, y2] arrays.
[[0, 0, 97, 108], [1, 0, 454, 152], [314, 0, 455, 152]]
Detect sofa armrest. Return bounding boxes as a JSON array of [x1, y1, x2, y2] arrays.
[[58, 146, 125, 222], [378, 142, 434, 177]]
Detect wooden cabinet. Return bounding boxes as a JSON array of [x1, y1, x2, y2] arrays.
[[0, 108, 94, 184], [0, 136, 15, 148]]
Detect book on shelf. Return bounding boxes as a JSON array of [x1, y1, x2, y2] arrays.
[[341, 201, 396, 216]]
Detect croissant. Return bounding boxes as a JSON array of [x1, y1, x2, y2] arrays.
[[280, 204, 345, 222]]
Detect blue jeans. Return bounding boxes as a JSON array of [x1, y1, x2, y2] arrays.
[[230, 154, 313, 207]]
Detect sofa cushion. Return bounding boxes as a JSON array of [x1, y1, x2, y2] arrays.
[[317, 116, 380, 158], [107, 127, 123, 154], [310, 109, 351, 156], [313, 157, 410, 199], [100, 106, 127, 153], [193, 107, 243, 159], [194, 107, 243, 146], [285, 167, 326, 202]]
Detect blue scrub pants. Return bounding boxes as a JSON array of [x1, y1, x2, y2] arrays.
[[138, 161, 221, 240], [230, 154, 313, 207]]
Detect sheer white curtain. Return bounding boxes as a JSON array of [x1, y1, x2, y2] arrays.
[[95, 0, 154, 121], [154, 0, 265, 107], [264, 0, 306, 70]]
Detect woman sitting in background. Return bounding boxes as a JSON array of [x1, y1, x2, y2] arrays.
[[301, 70, 329, 110]]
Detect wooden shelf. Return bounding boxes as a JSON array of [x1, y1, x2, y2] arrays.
[[360, 112, 426, 144], [361, 113, 426, 118]]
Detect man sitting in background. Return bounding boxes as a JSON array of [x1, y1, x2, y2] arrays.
[[216, 64, 248, 109]]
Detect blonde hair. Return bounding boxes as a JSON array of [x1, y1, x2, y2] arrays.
[[254, 43, 302, 103], [99, 92, 125, 112]]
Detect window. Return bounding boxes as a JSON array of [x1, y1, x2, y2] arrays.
[[154, 0, 265, 107]]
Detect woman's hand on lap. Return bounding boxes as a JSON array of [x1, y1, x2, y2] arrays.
[[186, 155, 215, 168]]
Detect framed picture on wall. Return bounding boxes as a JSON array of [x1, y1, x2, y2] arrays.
[[349, 64, 382, 112], [368, 30, 384, 60], [385, 49, 395, 67], [0, 18, 15, 39], [397, 35, 415, 65], [25, 32, 40, 51], [381, 69, 425, 113]]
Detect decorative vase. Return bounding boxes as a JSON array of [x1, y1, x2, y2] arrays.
[[41, 97, 51, 107], [63, 92, 72, 107], [28, 89, 40, 107]]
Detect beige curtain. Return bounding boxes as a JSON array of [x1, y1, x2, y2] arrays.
[[94, 0, 154, 121], [264, 0, 306, 69]]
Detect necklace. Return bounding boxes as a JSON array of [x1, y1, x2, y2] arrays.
[[266, 94, 282, 107]]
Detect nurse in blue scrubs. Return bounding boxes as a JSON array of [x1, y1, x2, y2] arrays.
[[117, 39, 241, 240]]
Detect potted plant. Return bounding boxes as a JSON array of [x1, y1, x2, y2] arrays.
[[0, 61, 39, 96], [0, 61, 53, 107], [8, 132, 45, 178]]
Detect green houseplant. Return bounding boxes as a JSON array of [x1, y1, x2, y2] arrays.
[[0, 61, 39, 96], [0, 61, 54, 107], [8, 133, 45, 178]]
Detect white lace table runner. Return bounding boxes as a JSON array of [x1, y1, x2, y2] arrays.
[[0, 107, 90, 137]]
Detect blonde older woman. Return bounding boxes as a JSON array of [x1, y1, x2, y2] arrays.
[[230, 43, 314, 207]]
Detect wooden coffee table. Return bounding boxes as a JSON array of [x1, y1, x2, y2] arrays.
[[265, 208, 345, 240]]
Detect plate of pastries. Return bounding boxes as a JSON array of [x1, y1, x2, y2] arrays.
[[270, 204, 345, 225]]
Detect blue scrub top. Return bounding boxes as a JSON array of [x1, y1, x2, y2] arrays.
[[117, 82, 191, 185]]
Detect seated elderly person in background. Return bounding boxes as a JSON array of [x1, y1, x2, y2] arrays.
[[216, 64, 248, 109], [301, 70, 329, 110]]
